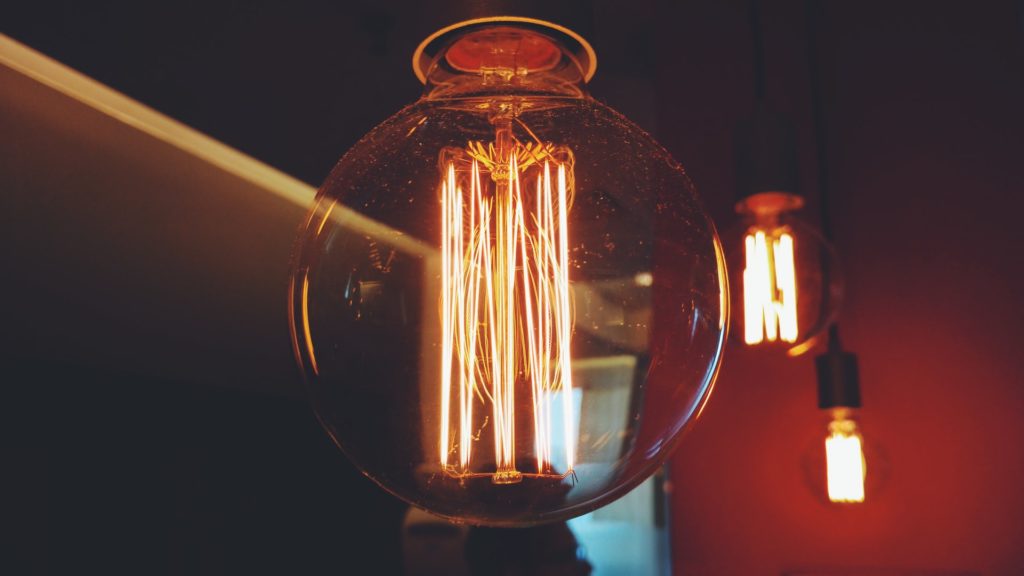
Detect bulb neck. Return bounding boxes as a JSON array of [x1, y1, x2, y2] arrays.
[[828, 407, 858, 425], [737, 191, 805, 219], [414, 18, 595, 100]]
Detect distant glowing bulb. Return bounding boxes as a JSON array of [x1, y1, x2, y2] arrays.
[[742, 228, 798, 344], [726, 191, 841, 356], [634, 271, 654, 287], [825, 410, 866, 503]]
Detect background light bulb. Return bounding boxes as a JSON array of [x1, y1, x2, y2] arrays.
[[815, 331, 869, 504], [742, 218, 798, 345], [825, 408, 866, 503], [725, 192, 842, 356], [288, 18, 727, 526]]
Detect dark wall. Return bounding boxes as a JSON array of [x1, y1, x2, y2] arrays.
[[13, 364, 406, 574]]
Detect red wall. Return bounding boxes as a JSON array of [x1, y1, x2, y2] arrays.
[[658, 1, 1024, 574]]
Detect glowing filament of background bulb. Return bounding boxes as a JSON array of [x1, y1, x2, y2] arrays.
[[439, 153, 575, 481], [743, 230, 798, 344], [825, 421, 866, 503]]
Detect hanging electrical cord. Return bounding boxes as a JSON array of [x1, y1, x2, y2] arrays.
[[806, 0, 833, 243], [805, 0, 868, 503], [749, 0, 767, 103], [805, 0, 860, 408]]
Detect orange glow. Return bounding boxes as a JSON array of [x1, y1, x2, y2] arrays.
[[742, 229, 798, 344], [300, 271, 319, 376], [825, 412, 866, 503], [439, 139, 575, 484]]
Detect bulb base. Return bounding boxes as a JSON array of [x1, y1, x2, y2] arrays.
[[816, 348, 861, 409]]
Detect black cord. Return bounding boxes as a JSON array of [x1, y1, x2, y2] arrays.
[[805, 0, 844, 349], [805, 0, 833, 244], [750, 0, 767, 102]]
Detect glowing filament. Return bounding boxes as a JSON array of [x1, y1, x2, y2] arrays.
[[439, 149, 575, 483], [825, 416, 866, 503], [743, 230, 798, 344]]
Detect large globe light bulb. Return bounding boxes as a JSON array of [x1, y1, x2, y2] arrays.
[[288, 17, 727, 526]]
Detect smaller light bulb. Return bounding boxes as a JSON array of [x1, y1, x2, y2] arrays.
[[824, 408, 866, 503], [725, 188, 841, 356], [742, 223, 798, 345], [729, 106, 844, 356]]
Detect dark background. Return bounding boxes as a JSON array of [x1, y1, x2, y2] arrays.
[[4, 0, 1024, 574]]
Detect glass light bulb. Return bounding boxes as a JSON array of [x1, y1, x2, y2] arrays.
[[288, 18, 727, 526], [825, 408, 866, 503], [725, 195, 842, 356]]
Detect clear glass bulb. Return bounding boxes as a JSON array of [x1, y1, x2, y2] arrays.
[[825, 408, 866, 503], [288, 18, 727, 526], [725, 192, 842, 356]]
